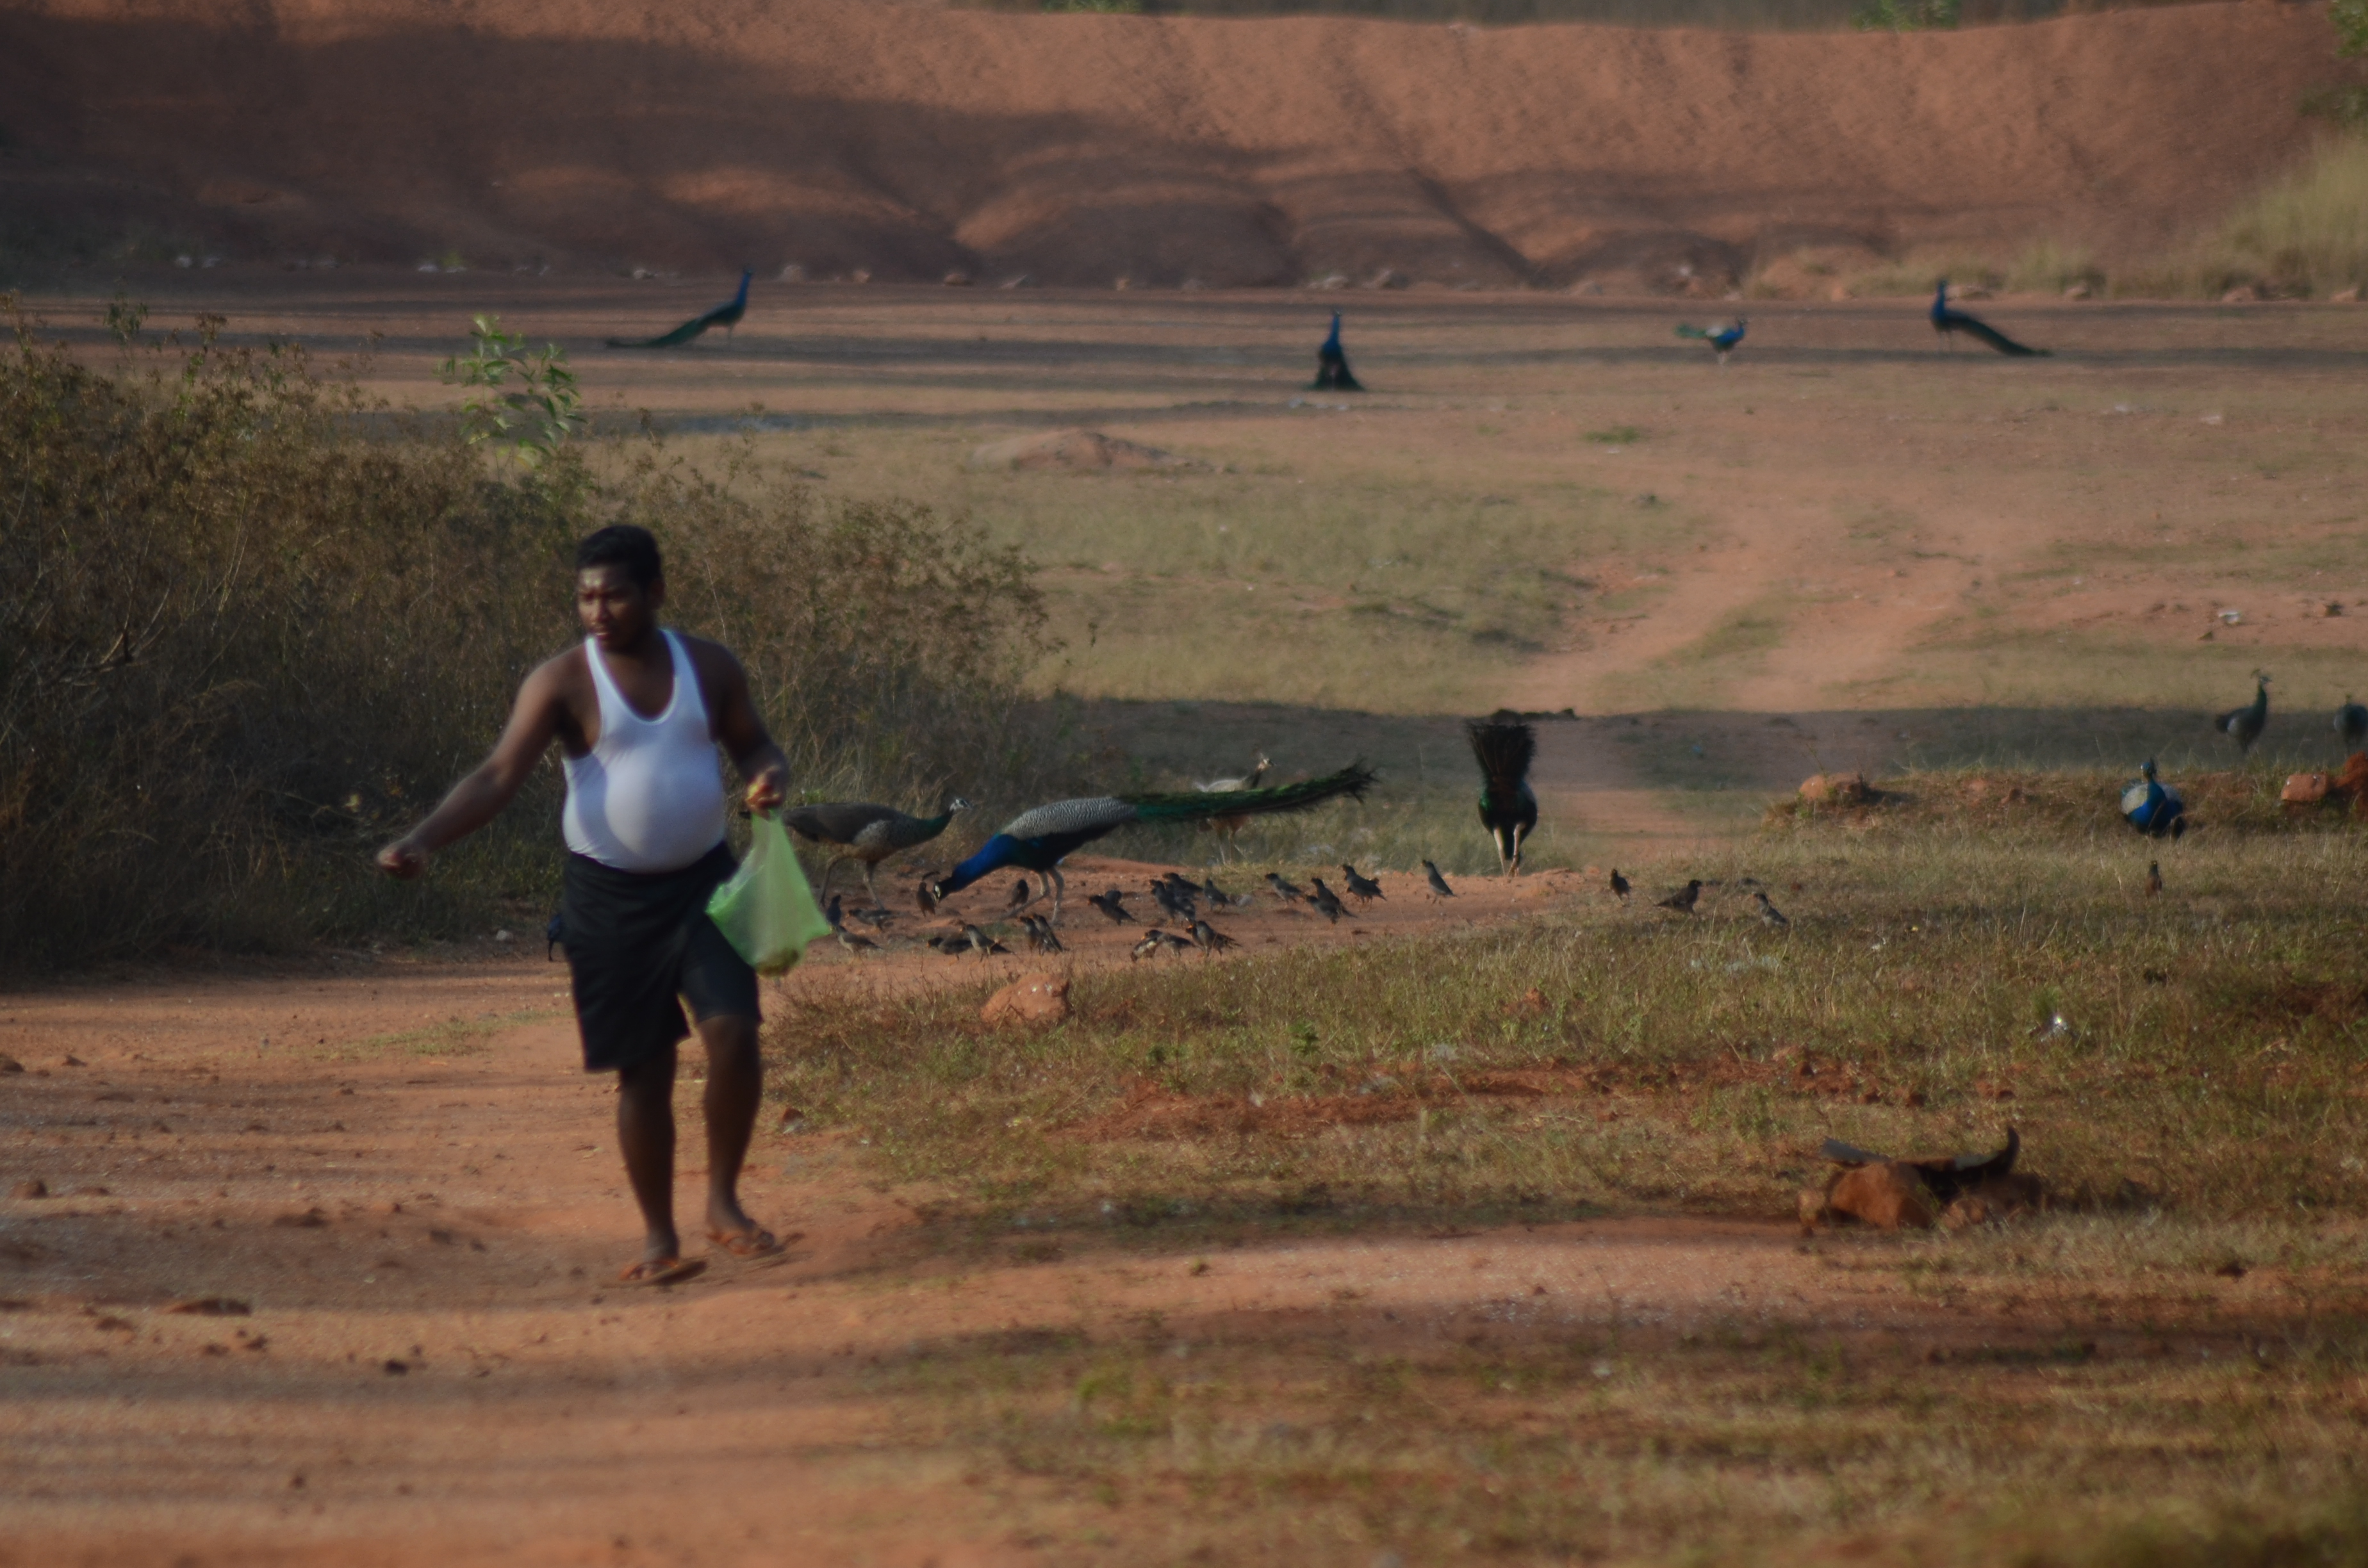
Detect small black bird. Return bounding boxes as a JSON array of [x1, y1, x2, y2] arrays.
[[1308, 878, 1347, 922], [1657, 879, 1702, 915], [1023, 913, 1065, 954], [1422, 860, 1454, 898], [1753, 890, 1789, 928], [1087, 888, 1132, 924], [1189, 919, 1237, 954], [916, 878, 939, 915], [1342, 865, 1385, 903], [1609, 869, 1631, 901], [825, 894, 876, 951], [1132, 928, 1194, 961], [1151, 879, 1197, 924], [2145, 861, 2163, 897], [1265, 872, 1306, 904], [545, 910, 565, 961], [2216, 671, 2271, 755], [1007, 876, 1034, 913], [1468, 719, 1539, 876]]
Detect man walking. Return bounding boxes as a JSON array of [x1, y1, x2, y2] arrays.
[[379, 525, 787, 1283]]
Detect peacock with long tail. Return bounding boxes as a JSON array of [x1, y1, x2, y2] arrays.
[[606, 268, 753, 349], [2120, 758, 2185, 838], [783, 796, 972, 906], [2216, 671, 2270, 755], [1675, 318, 1747, 366], [1468, 718, 1539, 876], [1313, 311, 1363, 392], [1930, 280, 2048, 356], [926, 764, 1377, 920]]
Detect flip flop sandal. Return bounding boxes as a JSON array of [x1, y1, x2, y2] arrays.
[[619, 1256, 708, 1287], [706, 1227, 784, 1260]]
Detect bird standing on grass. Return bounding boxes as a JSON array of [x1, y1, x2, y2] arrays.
[[1468, 719, 1539, 876], [1675, 318, 1747, 366], [1313, 311, 1363, 392], [1022, 913, 1065, 954], [1930, 280, 2048, 356], [823, 895, 878, 952], [1132, 929, 1195, 961], [1754, 890, 1789, 928], [1657, 879, 1702, 915], [1151, 879, 1197, 926], [2121, 759, 2186, 838], [783, 796, 972, 908], [961, 924, 1010, 958], [1189, 919, 1237, 954], [1266, 872, 1306, 904], [2146, 862, 2163, 897], [1609, 869, 1631, 901], [1423, 860, 1455, 898], [2338, 696, 2368, 753], [1307, 878, 1347, 923], [606, 268, 753, 349], [2216, 671, 2271, 755], [1342, 865, 1385, 904], [1087, 888, 1132, 924], [925, 765, 1376, 922]]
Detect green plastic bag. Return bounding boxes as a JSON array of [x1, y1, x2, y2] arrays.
[[706, 810, 832, 975]]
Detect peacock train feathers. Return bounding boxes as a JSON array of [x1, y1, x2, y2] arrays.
[[926, 764, 1377, 916]]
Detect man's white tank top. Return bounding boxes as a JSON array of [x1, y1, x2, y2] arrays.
[[561, 630, 729, 873]]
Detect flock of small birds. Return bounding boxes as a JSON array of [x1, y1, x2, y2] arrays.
[[803, 665, 2351, 968]]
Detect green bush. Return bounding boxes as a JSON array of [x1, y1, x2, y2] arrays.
[[0, 302, 1055, 972]]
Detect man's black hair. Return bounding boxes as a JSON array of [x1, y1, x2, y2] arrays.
[[575, 525, 663, 589]]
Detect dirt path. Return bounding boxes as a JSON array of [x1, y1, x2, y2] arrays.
[[2, 877, 2124, 1566]]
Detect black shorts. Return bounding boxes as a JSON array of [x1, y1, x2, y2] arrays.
[[558, 843, 760, 1073]]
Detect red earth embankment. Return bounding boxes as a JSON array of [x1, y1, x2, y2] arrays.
[[0, 0, 2352, 285]]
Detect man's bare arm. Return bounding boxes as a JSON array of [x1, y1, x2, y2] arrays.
[[698, 642, 791, 812], [376, 658, 573, 879]]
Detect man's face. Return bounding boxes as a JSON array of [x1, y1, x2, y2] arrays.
[[576, 566, 661, 649]]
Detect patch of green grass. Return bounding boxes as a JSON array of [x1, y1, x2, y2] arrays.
[[1586, 425, 1643, 444], [334, 1007, 561, 1059]]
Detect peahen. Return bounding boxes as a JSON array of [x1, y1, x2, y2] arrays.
[[1468, 719, 1539, 876], [606, 268, 753, 349], [2120, 758, 2185, 838], [2215, 671, 2270, 754], [926, 765, 1377, 920], [1196, 753, 1270, 860], [783, 796, 972, 906], [1313, 311, 1363, 392], [2336, 696, 2368, 752], [1930, 280, 2048, 357], [1675, 318, 1747, 366]]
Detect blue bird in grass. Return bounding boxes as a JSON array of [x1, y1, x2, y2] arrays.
[[606, 268, 753, 349], [925, 765, 1377, 920], [1313, 311, 1363, 392], [1675, 318, 1747, 365], [2121, 758, 2186, 839], [1930, 279, 2048, 357]]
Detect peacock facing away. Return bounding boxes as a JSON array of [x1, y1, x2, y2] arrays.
[[926, 765, 1377, 919], [1468, 718, 1539, 876], [782, 796, 972, 906], [606, 268, 753, 350], [1675, 318, 1747, 365], [1930, 279, 2048, 357], [1313, 311, 1363, 392], [2216, 671, 2270, 754], [2121, 758, 2185, 838]]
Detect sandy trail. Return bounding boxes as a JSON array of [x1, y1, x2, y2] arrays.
[[0, 874, 2175, 1566]]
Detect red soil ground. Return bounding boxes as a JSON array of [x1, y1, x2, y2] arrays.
[[1, 0, 2353, 286]]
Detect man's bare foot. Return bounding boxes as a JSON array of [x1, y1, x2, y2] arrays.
[[619, 1256, 707, 1286]]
